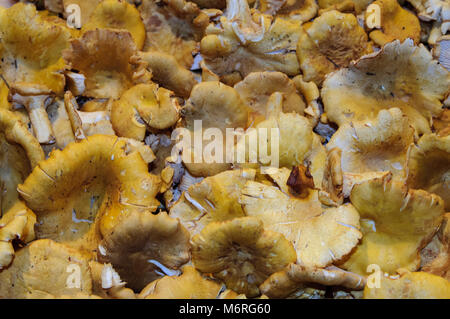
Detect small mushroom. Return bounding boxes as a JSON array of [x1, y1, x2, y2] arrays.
[[191, 216, 297, 297]]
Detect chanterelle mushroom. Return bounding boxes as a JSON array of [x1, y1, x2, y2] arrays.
[[322, 40, 450, 135], [342, 176, 445, 276], [0, 239, 93, 298], [82, 0, 146, 50], [200, 0, 302, 82], [0, 3, 70, 94], [241, 181, 362, 268], [366, 0, 421, 46], [139, 0, 208, 68], [139, 51, 198, 99], [234, 71, 306, 124], [17, 135, 161, 256], [191, 216, 297, 297], [170, 168, 256, 235], [297, 10, 372, 85], [406, 133, 449, 210], [181, 81, 249, 177], [0, 108, 44, 269], [363, 270, 450, 299], [98, 210, 190, 291], [138, 265, 223, 299], [63, 29, 150, 99], [326, 108, 415, 195]]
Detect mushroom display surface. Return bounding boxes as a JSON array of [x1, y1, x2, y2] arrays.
[[0, 0, 449, 300]]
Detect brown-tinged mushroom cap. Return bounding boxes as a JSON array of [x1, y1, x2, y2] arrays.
[[406, 133, 450, 210], [139, 0, 208, 68], [138, 265, 223, 299], [17, 135, 161, 255], [363, 270, 450, 299], [200, 0, 302, 79], [170, 168, 256, 235], [0, 239, 93, 298], [98, 210, 190, 291], [63, 29, 150, 99], [0, 3, 70, 94], [139, 51, 198, 99], [241, 181, 362, 267], [82, 0, 146, 50], [322, 40, 450, 135], [366, 0, 421, 46], [297, 10, 372, 85], [260, 264, 366, 298], [342, 176, 445, 275], [0, 108, 44, 268], [234, 71, 306, 124], [191, 216, 297, 297]]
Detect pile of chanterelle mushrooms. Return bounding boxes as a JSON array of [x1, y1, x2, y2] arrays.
[[0, 0, 449, 299]]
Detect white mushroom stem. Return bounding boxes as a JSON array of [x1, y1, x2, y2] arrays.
[[226, 0, 266, 44], [9, 84, 55, 144], [65, 71, 86, 96], [64, 91, 85, 140]]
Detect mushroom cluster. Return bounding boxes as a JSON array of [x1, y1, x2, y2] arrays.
[[0, 0, 448, 299]]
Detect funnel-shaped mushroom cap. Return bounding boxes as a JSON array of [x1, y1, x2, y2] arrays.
[[342, 177, 445, 275], [82, 0, 146, 50], [0, 239, 93, 298], [200, 0, 302, 79], [322, 40, 450, 135], [192, 216, 297, 297], [63, 29, 149, 99], [17, 135, 161, 254], [98, 210, 190, 291], [0, 3, 70, 94]]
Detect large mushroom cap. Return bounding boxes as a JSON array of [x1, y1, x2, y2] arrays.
[[0, 3, 70, 94], [191, 216, 297, 297], [297, 10, 372, 85], [98, 210, 190, 292], [342, 176, 445, 275], [139, 0, 207, 68], [241, 180, 362, 268], [200, 0, 302, 81], [366, 0, 421, 46], [82, 0, 146, 50], [322, 40, 450, 135], [406, 133, 450, 210], [234, 71, 306, 123], [0, 239, 93, 298], [17, 135, 161, 254], [326, 108, 415, 196], [63, 29, 148, 99]]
